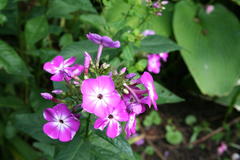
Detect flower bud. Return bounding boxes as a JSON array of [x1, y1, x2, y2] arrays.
[[41, 92, 53, 100]]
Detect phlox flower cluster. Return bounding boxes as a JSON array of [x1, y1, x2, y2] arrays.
[[41, 33, 159, 142], [146, 0, 169, 16]]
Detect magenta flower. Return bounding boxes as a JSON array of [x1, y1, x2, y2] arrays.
[[159, 52, 169, 62], [43, 104, 80, 142], [142, 30, 156, 37], [81, 76, 121, 118], [152, 2, 160, 8], [140, 72, 158, 110], [147, 54, 161, 74], [43, 56, 76, 81], [86, 33, 120, 48], [94, 101, 128, 138]]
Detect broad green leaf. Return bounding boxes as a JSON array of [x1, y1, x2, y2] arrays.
[[0, 40, 30, 76], [25, 16, 48, 48], [10, 136, 40, 160], [14, 113, 53, 143], [60, 40, 98, 64], [215, 86, 240, 111], [79, 14, 107, 31], [120, 45, 135, 66], [33, 142, 55, 157], [59, 33, 73, 48], [232, 0, 240, 5], [47, 0, 96, 18], [155, 82, 184, 104], [0, 0, 7, 10], [166, 130, 183, 145], [55, 132, 136, 160], [0, 96, 25, 109], [173, 1, 240, 96], [138, 35, 181, 53]]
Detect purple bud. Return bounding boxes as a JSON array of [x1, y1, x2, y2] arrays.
[[120, 67, 127, 75], [156, 12, 162, 16], [41, 93, 53, 100], [84, 52, 92, 73], [126, 73, 136, 79], [52, 90, 63, 94]]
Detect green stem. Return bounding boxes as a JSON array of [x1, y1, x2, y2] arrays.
[[85, 113, 91, 138]]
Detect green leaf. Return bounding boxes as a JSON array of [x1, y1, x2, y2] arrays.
[[232, 0, 240, 5], [154, 82, 184, 104], [144, 146, 155, 155], [0, 96, 25, 109], [59, 33, 73, 48], [14, 113, 53, 143], [0, 40, 30, 76], [25, 16, 49, 49], [10, 136, 40, 160], [166, 129, 183, 145], [79, 14, 106, 31], [138, 35, 181, 53], [33, 142, 55, 157], [143, 111, 161, 127], [173, 1, 240, 96], [0, 0, 7, 10], [185, 115, 197, 126], [60, 40, 98, 64], [47, 0, 96, 18], [55, 132, 136, 160], [135, 59, 147, 72], [120, 45, 135, 66]]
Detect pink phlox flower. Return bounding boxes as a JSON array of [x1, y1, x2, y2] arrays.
[[87, 33, 120, 48], [43, 104, 80, 142], [217, 142, 228, 155], [139, 72, 158, 110], [142, 30, 156, 37], [152, 1, 160, 8], [147, 54, 161, 74], [81, 76, 121, 118], [43, 56, 76, 81], [159, 52, 169, 62], [94, 101, 128, 138]]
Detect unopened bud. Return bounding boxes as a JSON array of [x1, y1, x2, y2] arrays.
[[52, 90, 63, 95], [123, 88, 129, 94], [102, 63, 110, 69], [40, 92, 53, 100]]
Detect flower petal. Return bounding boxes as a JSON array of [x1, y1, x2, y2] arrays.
[[50, 73, 65, 81], [43, 122, 59, 139], [43, 108, 56, 121], [64, 57, 76, 67], [58, 125, 73, 142], [43, 62, 56, 74], [94, 118, 109, 130], [53, 104, 71, 120], [52, 56, 64, 67], [65, 117, 80, 132], [106, 120, 121, 138]]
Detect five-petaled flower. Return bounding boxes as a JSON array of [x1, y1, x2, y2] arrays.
[[94, 101, 128, 138], [81, 76, 121, 118], [43, 104, 80, 142], [43, 56, 77, 81]]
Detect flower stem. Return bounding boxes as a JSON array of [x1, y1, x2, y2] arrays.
[[85, 113, 91, 138], [96, 44, 103, 68]]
